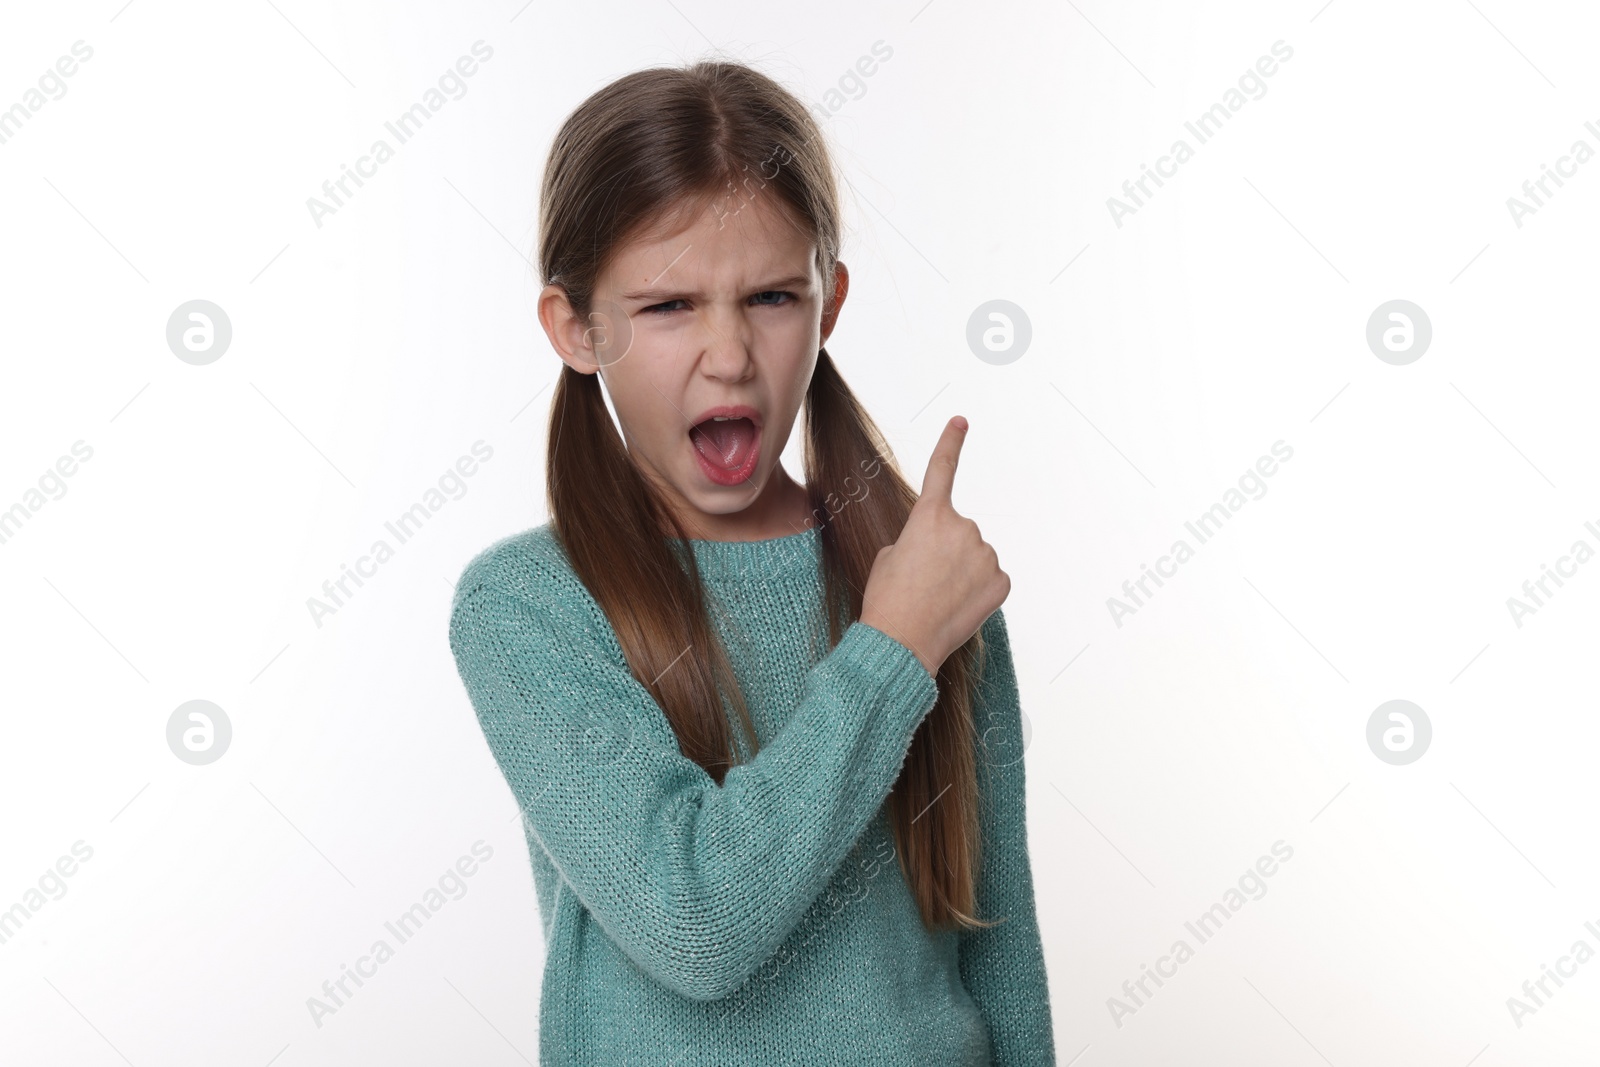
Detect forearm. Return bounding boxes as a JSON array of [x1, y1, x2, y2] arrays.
[[452, 581, 940, 1001]]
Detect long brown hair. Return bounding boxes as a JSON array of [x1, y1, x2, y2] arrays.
[[536, 60, 993, 933]]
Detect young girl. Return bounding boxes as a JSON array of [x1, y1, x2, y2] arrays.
[[449, 59, 1055, 1065]]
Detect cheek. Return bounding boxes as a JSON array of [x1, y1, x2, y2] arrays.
[[765, 312, 816, 349], [751, 316, 817, 376], [603, 348, 683, 448], [782, 343, 820, 395]]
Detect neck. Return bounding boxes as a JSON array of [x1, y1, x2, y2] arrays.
[[666, 467, 813, 543]]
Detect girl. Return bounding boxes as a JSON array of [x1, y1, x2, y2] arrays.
[[449, 59, 1055, 1065]]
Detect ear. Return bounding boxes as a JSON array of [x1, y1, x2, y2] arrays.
[[820, 260, 850, 345], [538, 283, 601, 376]]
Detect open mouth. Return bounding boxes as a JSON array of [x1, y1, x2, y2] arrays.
[[688, 414, 760, 485]]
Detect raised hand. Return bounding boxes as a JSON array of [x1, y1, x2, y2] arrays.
[[859, 416, 1010, 677]]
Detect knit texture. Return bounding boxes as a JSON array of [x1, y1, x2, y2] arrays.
[[448, 521, 1055, 1066]]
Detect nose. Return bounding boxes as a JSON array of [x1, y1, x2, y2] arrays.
[[693, 302, 754, 383]]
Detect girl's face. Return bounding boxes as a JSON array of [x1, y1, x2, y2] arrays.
[[542, 191, 847, 540]]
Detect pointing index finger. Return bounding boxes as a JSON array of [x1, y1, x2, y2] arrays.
[[919, 416, 968, 505]]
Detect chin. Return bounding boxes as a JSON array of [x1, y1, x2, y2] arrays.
[[693, 483, 763, 508], [686, 468, 765, 504]]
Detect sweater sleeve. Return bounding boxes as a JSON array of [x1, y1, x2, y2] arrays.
[[959, 608, 1057, 1065], [448, 573, 940, 1003]]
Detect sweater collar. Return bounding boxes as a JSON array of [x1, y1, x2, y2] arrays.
[[671, 524, 822, 583]]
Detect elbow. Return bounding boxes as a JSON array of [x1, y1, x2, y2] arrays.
[[636, 915, 768, 1003], [662, 971, 748, 1004], [651, 940, 762, 1004], [626, 798, 776, 1002]]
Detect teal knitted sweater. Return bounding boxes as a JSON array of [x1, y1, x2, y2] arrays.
[[448, 521, 1055, 1065]]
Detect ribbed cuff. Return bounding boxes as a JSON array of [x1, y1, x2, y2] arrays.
[[833, 620, 940, 722]]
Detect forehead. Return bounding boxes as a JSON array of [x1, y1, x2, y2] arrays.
[[601, 190, 817, 294]]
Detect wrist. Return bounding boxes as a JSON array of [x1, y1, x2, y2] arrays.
[[857, 616, 937, 679]]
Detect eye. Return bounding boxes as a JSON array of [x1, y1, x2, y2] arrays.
[[640, 292, 795, 315]]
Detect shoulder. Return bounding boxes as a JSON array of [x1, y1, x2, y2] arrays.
[[450, 522, 599, 630]]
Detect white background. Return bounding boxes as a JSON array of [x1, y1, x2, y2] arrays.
[[3, 0, 1598, 1063]]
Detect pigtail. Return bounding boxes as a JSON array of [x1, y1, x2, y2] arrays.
[[538, 60, 991, 931]]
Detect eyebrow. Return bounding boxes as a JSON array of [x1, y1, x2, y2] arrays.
[[619, 274, 813, 302]]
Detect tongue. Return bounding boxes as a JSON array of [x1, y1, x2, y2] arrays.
[[689, 417, 756, 469]]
